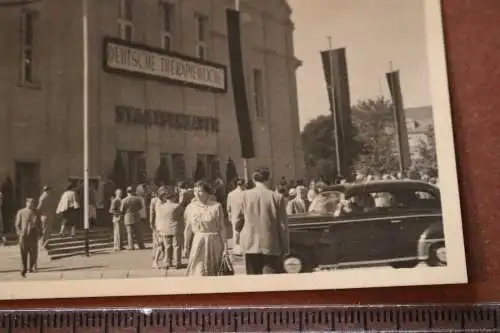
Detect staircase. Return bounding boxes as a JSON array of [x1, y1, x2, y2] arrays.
[[45, 226, 154, 260], [1, 233, 20, 247]]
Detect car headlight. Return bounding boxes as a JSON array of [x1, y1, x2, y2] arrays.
[[283, 257, 302, 274]]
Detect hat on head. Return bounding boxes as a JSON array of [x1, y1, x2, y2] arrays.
[[126, 186, 133, 193]]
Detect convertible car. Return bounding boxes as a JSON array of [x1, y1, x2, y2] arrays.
[[283, 180, 446, 273]]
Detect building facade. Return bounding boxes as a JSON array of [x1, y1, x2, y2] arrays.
[[0, 0, 305, 213]]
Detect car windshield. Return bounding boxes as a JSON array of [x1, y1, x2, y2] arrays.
[[308, 191, 343, 214]]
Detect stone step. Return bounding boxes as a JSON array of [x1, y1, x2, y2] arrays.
[[47, 234, 154, 254], [48, 234, 112, 247], [47, 239, 114, 255], [46, 233, 153, 260], [50, 247, 114, 261]]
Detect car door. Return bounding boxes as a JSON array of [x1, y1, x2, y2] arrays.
[[390, 189, 443, 259], [314, 208, 397, 266]]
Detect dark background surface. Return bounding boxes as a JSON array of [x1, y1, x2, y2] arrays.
[[1, 0, 499, 308]]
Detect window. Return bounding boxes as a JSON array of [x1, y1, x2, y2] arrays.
[[368, 189, 440, 211], [253, 69, 264, 118], [171, 153, 186, 182], [156, 154, 172, 185], [206, 155, 220, 180], [160, 1, 174, 50], [119, 0, 133, 20], [119, 151, 146, 186], [118, 0, 134, 41], [20, 10, 38, 85], [195, 14, 208, 59]]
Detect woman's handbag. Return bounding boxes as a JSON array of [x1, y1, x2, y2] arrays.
[[218, 252, 235, 276]]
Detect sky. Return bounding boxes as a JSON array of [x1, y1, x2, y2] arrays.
[[287, 0, 432, 129]]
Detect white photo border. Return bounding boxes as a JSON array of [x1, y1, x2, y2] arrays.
[[0, 0, 467, 300]]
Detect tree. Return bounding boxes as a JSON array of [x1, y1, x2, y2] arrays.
[[414, 124, 438, 177], [301, 114, 362, 183], [350, 97, 400, 174], [301, 97, 403, 181]]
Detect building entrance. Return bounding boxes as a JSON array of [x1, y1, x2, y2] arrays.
[[15, 162, 41, 210]]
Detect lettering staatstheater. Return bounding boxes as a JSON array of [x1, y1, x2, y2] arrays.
[[0, 0, 305, 221]]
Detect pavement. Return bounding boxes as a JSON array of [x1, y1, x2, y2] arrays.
[[0, 243, 421, 282], [0, 243, 247, 281]]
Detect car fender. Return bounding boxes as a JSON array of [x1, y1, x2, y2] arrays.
[[417, 222, 445, 261]]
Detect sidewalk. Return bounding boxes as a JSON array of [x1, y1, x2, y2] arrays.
[[0, 245, 245, 281]]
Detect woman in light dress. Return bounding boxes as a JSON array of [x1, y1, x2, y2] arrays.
[[183, 180, 228, 276]]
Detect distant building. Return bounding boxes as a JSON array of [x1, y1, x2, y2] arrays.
[[405, 106, 434, 163]]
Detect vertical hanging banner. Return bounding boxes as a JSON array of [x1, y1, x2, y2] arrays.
[[320, 48, 354, 178], [226, 8, 255, 159], [386, 70, 411, 172]]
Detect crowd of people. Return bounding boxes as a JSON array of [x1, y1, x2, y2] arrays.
[[106, 166, 290, 277], [1, 165, 438, 278]]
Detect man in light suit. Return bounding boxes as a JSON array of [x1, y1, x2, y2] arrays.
[[120, 186, 145, 250], [236, 167, 289, 275]]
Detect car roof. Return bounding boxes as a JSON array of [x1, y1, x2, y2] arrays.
[[324, 180, 440, 197]]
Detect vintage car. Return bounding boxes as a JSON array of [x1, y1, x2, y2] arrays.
[[283, 180, 446, 273]]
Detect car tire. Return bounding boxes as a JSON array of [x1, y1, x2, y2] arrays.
[[427, 242, 446, 267], [283, 251, 313, 274], [390, 260, 418, 269]]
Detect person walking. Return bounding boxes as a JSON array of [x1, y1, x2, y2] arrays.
[[120, 186, 145, 250], [184, 180, 228, 276], [56, 184, 80, 237], [109, 188, 124, 251], [37, 186, 52, 249], [155, 186, 184, 269], [149, 190, 164, 268], [235, 167, 289, 275], [15, 198, 40, 278], [226, 179, 245, 255]]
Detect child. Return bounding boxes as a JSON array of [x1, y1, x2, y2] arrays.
[[151, 230, 165, 269]]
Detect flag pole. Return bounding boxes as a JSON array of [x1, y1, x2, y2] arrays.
[[234, 0, 249, 183], [82, 0, 90, 256], [327, 36, 342, 181]]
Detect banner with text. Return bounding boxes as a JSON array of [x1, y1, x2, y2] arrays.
[[104, 38, 227, 93]]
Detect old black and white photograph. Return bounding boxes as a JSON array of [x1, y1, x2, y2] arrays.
[[0, 0, 466, 299]]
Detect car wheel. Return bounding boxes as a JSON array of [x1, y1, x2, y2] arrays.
[[391, 260, 418, 269], [283, 252, 313, 274], [427, 243, 446, 266]]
